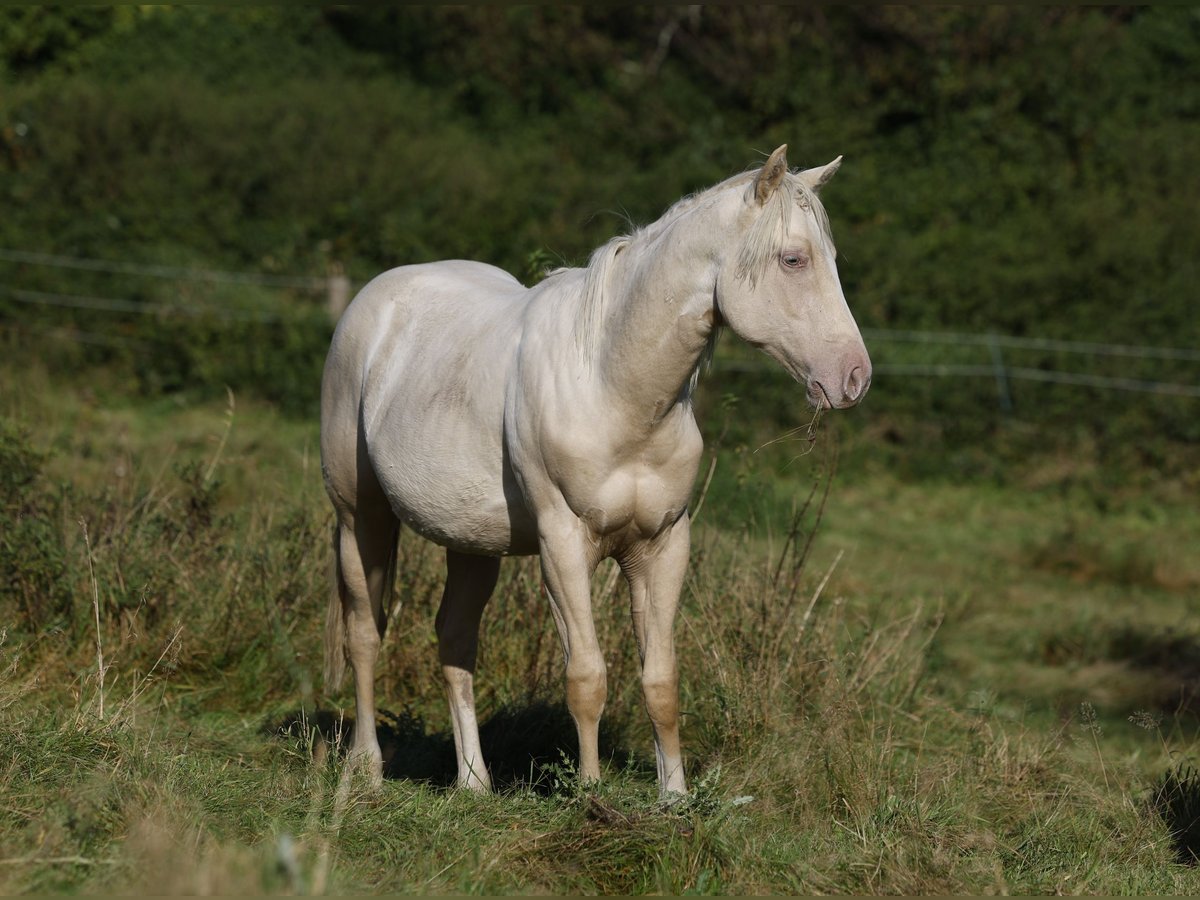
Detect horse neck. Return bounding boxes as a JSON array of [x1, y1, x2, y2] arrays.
[[591, 195, 734, 418]]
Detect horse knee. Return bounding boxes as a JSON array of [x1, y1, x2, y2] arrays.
[[566, 656, 607, 722], [641, 669, 679, 724]]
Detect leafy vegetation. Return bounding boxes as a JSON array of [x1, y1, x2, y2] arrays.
[[2, 7, 1199, 477], [1, 7, 1198, 895]]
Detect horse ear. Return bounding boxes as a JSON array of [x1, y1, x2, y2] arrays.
[[754, 144, 789, 206], [799, 156, 842, 193]]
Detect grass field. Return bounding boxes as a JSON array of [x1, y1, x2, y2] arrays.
[[2, 361, 1198, 895]]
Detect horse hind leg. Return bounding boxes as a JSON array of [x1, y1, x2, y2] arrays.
[[328, 498, 400, 789], [436, 549, 501, 790]]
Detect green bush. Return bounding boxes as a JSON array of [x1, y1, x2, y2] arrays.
[[1, 6, 1198, 479]]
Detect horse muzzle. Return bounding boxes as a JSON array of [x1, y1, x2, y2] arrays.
[[808, 352, 872, 410]]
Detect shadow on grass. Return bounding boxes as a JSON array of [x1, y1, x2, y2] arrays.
[[1104, 628, 1200, 720], [1106, 627, 1200, 718], [1041, 625, 1200, 718], [1038, 625, 1200, 865], [1153, 764, 1200, 866], [270, 700, 649, 793]]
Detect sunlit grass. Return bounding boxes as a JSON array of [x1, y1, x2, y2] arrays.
[[1, 369, 1198, 894]]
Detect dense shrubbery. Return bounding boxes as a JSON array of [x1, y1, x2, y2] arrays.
[[1, 6, 1197, 472]]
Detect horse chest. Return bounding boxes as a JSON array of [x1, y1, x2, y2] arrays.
[[611, 468, 693, 539], [551, 425, 703, 543]]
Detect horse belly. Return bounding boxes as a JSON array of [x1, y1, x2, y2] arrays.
[[379, 465, 534, 555], [368, 414, 537, 557]]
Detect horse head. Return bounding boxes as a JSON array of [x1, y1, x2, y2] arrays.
[[715, 145, 871, 410]]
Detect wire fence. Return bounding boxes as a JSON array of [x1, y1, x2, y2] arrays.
[[860, 327, 1200, 406], [2, 286, 288, 323], [0, 248, 326, 291], [2, 246, 1199, 402]]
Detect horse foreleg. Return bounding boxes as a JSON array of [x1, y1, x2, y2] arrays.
[[436, 549, 501, 791], [621, 514, 690, 799], [539, 518, 605, 783]]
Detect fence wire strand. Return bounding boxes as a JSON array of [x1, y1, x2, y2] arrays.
[[3, 286, 286, 322], [861, 327, 1200, 363], [0, 247, 325, 291], [2, 247, 1199, 400], [874, 363, 1200, 398]]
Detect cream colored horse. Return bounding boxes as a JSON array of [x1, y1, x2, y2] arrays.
[[321, 146, 870, 798]]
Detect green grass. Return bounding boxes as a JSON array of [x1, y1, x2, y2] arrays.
[[1, 363, 1198, 894]]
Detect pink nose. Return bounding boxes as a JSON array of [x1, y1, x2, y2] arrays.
[[810, 352, 871, 410]]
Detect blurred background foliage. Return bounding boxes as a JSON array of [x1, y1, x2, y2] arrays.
[[1, 5, 1197, 485]]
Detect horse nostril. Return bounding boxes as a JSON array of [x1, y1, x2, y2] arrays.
[[844, 366, 866, 402]]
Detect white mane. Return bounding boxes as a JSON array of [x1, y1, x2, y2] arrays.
[[573, 235, 630, 364], [736, 171, 832, 286]]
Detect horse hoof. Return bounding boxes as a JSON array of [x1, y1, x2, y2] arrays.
[[347, 748, 384, 790], [659, 788, 688, 808]]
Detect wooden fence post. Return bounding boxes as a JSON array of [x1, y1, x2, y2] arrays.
[[327, 262, 350, 323]]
